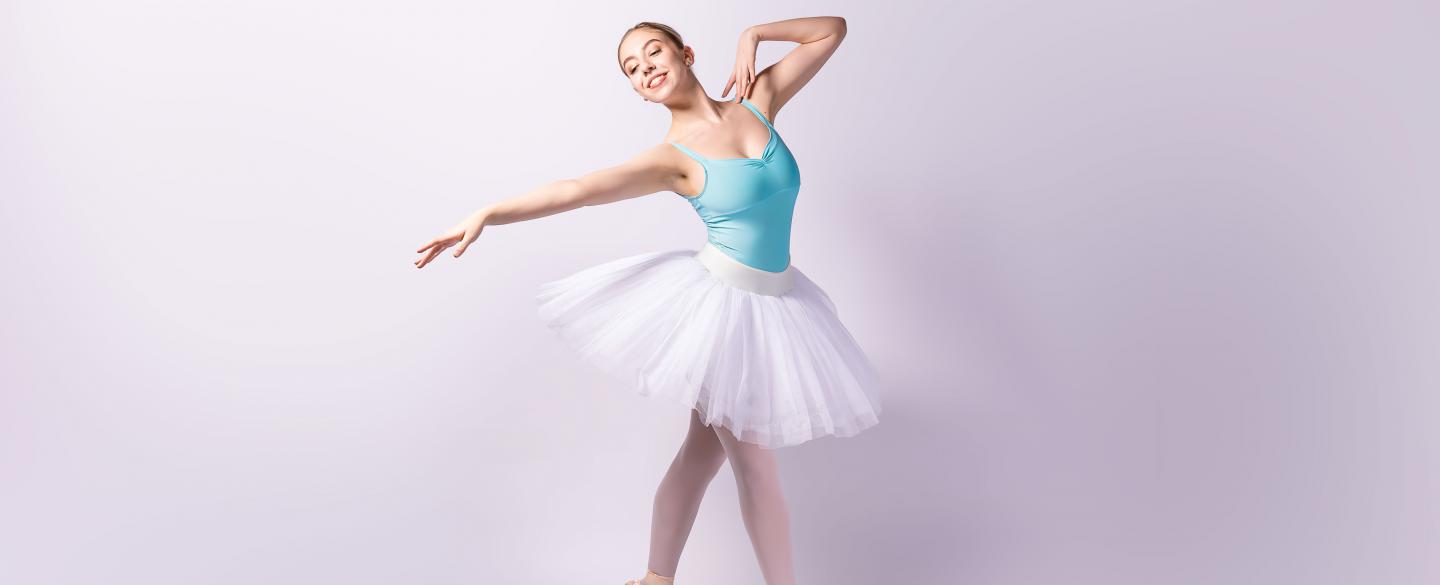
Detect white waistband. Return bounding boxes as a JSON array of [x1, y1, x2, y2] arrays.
[[694, 242, 795, 296]]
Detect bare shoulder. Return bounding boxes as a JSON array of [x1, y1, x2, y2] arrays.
[[612, 141, 687, 174], [642, 140, 690, 179], [633, 141, 685, 165]]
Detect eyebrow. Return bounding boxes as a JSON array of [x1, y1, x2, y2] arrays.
[[622, 39, 662, 70]]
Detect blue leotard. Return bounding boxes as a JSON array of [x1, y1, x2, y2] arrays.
[[669, 98, 801, 273]]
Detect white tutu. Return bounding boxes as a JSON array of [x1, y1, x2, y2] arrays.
[[536, 243, 883, 449]]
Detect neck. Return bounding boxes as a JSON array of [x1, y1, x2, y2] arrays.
[[664, 84, 730, 127]]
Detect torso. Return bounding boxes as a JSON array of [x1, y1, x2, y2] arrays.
[[666, 97, 801, 273], [667, 99, 777, 198]]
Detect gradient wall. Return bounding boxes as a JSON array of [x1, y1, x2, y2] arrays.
[[2, 1, 1436, 583]]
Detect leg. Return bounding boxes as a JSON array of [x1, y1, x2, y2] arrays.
[[713, 424, 797, 585], [645, 408, 727, 580]]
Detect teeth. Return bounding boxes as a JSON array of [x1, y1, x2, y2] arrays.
[[649, 74, 665, 88]]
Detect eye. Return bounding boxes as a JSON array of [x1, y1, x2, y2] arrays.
[[629, 49, 663, 75]]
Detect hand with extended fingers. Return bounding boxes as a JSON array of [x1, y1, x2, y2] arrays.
[[414, 208, 489, 269], [721, 27, 760, 102]]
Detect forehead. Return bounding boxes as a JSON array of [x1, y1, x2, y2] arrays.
[[620, 33, 666, 65]]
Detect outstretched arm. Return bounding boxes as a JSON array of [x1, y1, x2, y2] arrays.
[[414, 144, 677, 268], [483, 144, 675, 225]]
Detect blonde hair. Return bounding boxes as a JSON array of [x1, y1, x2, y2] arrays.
[[617, 21, 686, 75]]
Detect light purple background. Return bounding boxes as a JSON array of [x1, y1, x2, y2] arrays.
[[3, 1, 1437, 584]]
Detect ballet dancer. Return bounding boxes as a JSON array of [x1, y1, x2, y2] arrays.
[[414, 17, 879, 585]]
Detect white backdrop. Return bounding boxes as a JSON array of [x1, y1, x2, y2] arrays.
[[2, 1, 1437, 584]]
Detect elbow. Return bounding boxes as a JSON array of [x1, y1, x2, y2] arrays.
[[834, 17, 847, 36], [560, 179, 590, 208]]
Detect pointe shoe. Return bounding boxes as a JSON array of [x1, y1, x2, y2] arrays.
[[625, 569, 675, 585]]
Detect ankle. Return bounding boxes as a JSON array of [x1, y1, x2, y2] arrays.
[[643, 569, 675, 585]]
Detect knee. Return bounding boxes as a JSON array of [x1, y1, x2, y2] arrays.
[[727, 453, 778, 485], [679, 441, 726, 470], [732, 466, 783, 496]]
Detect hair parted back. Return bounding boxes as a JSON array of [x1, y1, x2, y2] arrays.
[[617, 21, 686, 74]]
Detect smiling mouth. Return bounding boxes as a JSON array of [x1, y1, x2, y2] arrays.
[[648, 73, 668, 89]]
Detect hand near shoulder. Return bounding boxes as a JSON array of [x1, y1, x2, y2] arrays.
[[723, 27, 761, 101], [414, 207, 489, 269]]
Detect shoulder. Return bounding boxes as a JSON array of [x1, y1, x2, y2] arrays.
[[592, 143, 687, 180], [640, 141, 694, 183], [622, 140, 683, 161]]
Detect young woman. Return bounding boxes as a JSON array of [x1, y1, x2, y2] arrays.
[[414, 17, 880, 585]]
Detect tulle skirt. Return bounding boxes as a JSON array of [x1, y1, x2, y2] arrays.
[[535, 242, 883, 449]]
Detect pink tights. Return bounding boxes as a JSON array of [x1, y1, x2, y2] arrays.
[[645, 408, 796, 585]]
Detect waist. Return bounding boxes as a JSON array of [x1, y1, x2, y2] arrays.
[[694, 242, 795, 296]]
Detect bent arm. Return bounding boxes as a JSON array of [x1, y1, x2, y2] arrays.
[[745, 16, 848, 116], [480, 144, 677, 226]]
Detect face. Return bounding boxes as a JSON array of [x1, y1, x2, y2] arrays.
[[618, 31, 687, 102]]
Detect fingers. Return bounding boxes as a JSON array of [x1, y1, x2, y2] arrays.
[[414, 246, 439, 269], [414, 225, 483, 268], [734, 68, 753, 101], [726, 61, 756, 102], [414, 233, 456, 269], [419, 242, 446, 267], [415, 232, 457, 254]]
